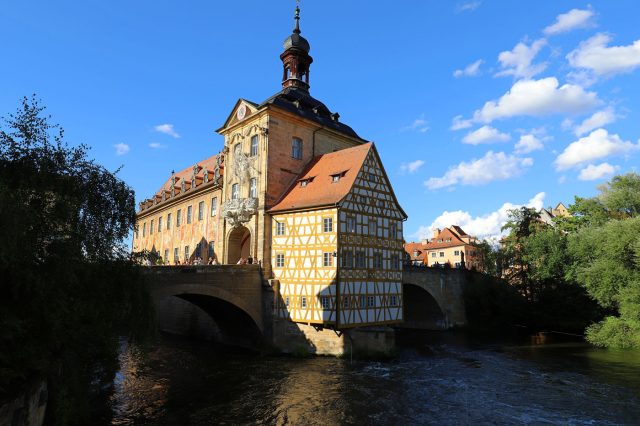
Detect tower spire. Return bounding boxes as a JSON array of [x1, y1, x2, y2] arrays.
[[281, 2, 313, 92], [294, 4, 301, 34]]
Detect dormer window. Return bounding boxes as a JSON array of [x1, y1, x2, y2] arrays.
[[437, 239, 442, 243], [300, 180, 309, 187], [330, 171, 346, 183], [413, 250, 419, 258]]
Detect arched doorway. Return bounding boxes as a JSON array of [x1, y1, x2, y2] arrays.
[[227, 225, 251, 264], [401, 283, 447, 329]]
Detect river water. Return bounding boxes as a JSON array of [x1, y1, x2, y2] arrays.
[[102, 331, 640, 425]]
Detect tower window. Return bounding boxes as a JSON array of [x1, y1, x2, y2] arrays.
[[211, 197, 217, 216], [249, 178, 257, 198], [291, 138, 303, 160], [250, 135, 259, 156], [231, 183, 239, 200]]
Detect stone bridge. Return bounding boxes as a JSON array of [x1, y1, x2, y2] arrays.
[[401, 266, 467, 329], [146, 265, 272, 348]]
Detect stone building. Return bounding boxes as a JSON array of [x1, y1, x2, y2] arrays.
[[133, 7, 407, 330]]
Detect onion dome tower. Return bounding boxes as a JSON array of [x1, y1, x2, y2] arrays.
[[280, 6, 313, 92]]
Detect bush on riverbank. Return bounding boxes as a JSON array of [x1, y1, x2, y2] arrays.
[[0, 97, 155, 423]]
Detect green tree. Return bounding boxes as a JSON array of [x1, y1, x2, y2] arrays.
[[599, 172, 640, 218], [0, 96, 154, 423]]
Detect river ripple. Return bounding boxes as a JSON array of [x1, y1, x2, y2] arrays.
[[103, 331, 640, 425]]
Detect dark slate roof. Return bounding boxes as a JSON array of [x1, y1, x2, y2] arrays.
[[260, 87, 362, 140]]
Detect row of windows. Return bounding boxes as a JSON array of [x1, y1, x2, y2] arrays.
[[429, 249, 475, 258], [274, 218, 333, 236], [275, 252, 401, 269], [153, 242, 216, 262], [283, 294, 399, 309], [345, 217, 400, 239], [230, 178, 258, 200], [233, 135, 302, 160], [137, 197, 218, 239]]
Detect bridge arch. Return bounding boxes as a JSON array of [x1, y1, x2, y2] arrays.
[[402, 282, 448, 329]]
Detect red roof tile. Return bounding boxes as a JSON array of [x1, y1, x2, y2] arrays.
[[269, 143, 372, 212]]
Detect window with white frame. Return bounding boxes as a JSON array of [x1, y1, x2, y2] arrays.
[[210, 197, 217, 216], [320, 296, 330, 309], [291, 137, 303, 159], [276, 221, 285, 236], [301, 296, 307, 309], [184, 245, 190, 261], [323, 217, 333, 232], [231, 183, 239, 200], [323, 252, 333, 267], [347, 216, 356, 233], [439, 252, 445, 257], [341, 250, 353, 268], [249, 178, 257, 198], [276, 253, 284, 267], [250, 135, 259, 156], [454, 250, 460, 256]]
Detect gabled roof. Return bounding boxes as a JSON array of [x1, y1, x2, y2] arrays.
[[404, 242, 427, 262], [423, 227, 470, 250], [269, 143, 372, 213], [216, 99, 260, 132], [153, 154, 220, 198]]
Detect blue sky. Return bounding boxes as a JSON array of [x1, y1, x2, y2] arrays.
[[2, 1, 639, 242]]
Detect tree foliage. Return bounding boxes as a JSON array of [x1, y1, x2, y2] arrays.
[[0, 96, 154, 423]]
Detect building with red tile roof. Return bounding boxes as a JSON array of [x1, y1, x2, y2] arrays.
[[404, 226, 484, 271]]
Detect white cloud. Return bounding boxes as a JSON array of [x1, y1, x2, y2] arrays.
[[514, 134, 544, 154], [567, 33, 640, 76], [401, 116, 429, 133], [114, 143, 130, 156], [154, 123, 181, 138], [544, 8, 595, 36], [413, 192, 546, 243], [400, 160, 425, 174], [454, 59, 483, 77], [456, 1, 481, 12], [462, 125, 511, 145], [451, 115, 473, 131], [148, 142, 166, 149], [473, 77, 600, 123], [555, 128, 640, 170], [424, 151, 533, 190], [578, 163, 619, 181], [574, 107, 616, 136], [495, 39, 547, 79]]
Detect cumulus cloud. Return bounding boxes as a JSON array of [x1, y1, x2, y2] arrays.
[[544, 8, 595, 36], [454, 59, 483, 77], [456, 1, 481, 12], [114, 143, 130, 156], [567, 33, 640, 76], [413, 192, 546, 243], [555, 128, 639, 170], [573, 107, 616, 136], [514, 134, 544, 154], [424, 151, 533, 190], [495, 39, 547, 79], [473, 77, 600, 123], [451, 115, 473, 131], [400, 160, 425, 174], [578, 163, 619, 181], [401, 116, 430, 133], [462, 125, 511, 145], [154, 123, 181, 138]]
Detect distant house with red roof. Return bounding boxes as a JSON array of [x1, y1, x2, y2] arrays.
[[404, 226, 484, 271]]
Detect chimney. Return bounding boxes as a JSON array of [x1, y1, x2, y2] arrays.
[[433, 228, 440, 239]]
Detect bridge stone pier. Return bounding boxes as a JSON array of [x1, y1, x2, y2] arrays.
[[147, 265, 272, 348], [401, 266, 467, 330]]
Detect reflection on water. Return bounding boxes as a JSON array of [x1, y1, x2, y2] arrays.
[[103, 331, 640, 425]]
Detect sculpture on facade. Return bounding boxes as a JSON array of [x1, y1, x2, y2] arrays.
[[221, 145, 258, 227]]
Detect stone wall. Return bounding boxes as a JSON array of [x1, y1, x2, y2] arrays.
[[0, 381, 47, 426]]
